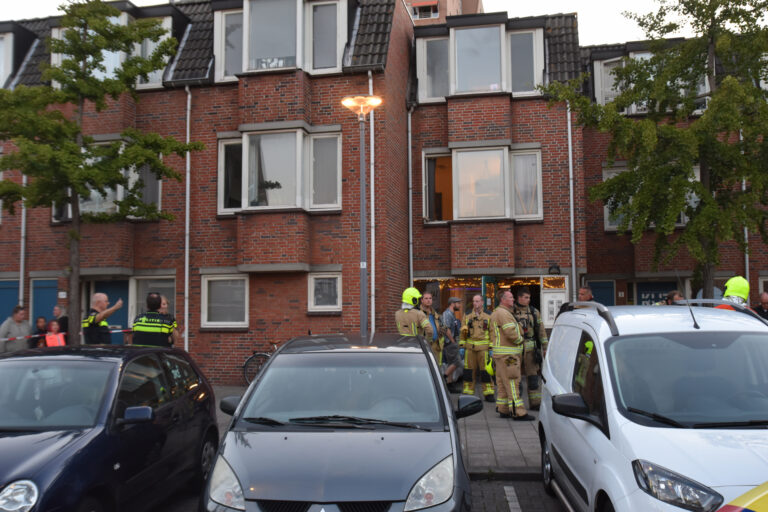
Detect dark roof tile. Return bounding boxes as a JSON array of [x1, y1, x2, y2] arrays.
[[345, 0, 395, 70], [14, 19, 51, 88], [171, 1, 213, 83], [544, 13, 581, 83]]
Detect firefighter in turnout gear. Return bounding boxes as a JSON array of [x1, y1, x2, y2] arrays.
[[512, 287, 548, 410], [490, 289, 533, 420], [461, 294, 494, 401], [419, 291, 444, 364], [395, 287, 434, 339]]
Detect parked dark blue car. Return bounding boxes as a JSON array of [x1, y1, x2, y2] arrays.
[[0, 346, 219, 512], [204, 334, 482, 512]]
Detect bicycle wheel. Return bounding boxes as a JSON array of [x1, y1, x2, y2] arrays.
[[243, 352, 270, 384]]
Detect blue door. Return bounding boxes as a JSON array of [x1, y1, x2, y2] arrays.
[[586, 281, 615, 306], [0, 281, 19, 320], [94, 280, 129, 344], [31, 280, 58, 324]]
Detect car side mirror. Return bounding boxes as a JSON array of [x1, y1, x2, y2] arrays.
[[220, 395, 242, 416], [117, 406, 153, 425], [455, 395, 483, 419], [552, 393, 605, 430]]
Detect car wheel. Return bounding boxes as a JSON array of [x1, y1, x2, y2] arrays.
[[541, 435, 555, 496], [191, 430, 218, 487], [76, 497, 104, 512], [599, 499, 615, 512]]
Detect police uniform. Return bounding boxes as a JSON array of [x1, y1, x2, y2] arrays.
[[132, 311, 177, 347], [461, 309, 494, 399], [512, 303, 548, 409], [420, 304, 444, 364], [395, 307, 433, 339], [489, 304, 526, 417], [82, 308, 111, 345]]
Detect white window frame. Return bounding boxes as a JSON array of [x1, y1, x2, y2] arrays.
[[452, 146, 509, 220], [450, 24, 506, 96], [307, 133, 342, 210], [416, 37, 449, 103], [201, 274, 249, 328], [213, 9, 243, 82], [242, 0, 303, 73], [308, 272, 342, 312], [0, 33, 13, 89], [135, 16, 172, 90], [242, 129, 303, 210], [594, 57, 623, 105], [506, 29, 544, 97], [421, 151, 452, 223], [304, 0, 346, 74], [128, 275, 175, 326], [510, 149, 543, 220]]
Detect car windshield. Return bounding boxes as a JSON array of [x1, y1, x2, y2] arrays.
[[240, 352, 443, 428], [606, 331, 768, 428], [0, 359, 114, 430]]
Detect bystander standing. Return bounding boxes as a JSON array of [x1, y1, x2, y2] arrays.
[[0, 306, 31, 353], [53, 305, 69, 345], [755, 292, 768, 321]]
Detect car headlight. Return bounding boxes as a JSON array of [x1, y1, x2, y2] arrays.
[[404, 456, 454, 511], [0, 480, 38, 512], [632, 460, 723, 512], [208, 457, 245, 511]]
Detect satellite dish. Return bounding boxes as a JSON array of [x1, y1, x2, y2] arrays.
[[696, 286, 723, 300]]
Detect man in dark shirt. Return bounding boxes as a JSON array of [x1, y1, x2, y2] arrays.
[[131, 292, 179, 347], [82, 293, 123, 345], [53, 305, 69, 345], [755, 292, 768, 321]]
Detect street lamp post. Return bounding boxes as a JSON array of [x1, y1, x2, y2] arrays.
[[341, 94, 382, 342]]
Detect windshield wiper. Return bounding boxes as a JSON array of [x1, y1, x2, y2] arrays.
[[289, 415, 430, 431], [692, 419, 768, 429], [241, 416, 285, 426], [627, 407, 689, 428]]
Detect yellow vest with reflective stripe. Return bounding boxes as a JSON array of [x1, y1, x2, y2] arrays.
[[489, 305, 523, 356]]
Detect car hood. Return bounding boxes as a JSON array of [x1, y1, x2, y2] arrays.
[[222, 430, 453, 502], [621, 422, 768, 487], [0, 429, 94, 483]]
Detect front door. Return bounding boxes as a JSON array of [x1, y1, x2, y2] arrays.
[[94, 280, 129, 344], [31, 279, 58, 323]]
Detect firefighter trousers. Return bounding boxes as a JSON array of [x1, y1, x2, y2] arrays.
[[462, 345, 493, 397], [430, 339, 443, 365], [522, 347, 542, 409], [494, 354, 526, 417]]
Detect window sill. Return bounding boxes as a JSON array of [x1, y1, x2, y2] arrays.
[[307, 310, 342, 316], [418, 97, 447, 105], [237, 207, 305, 215], [514, 217, 544, 224], [307, 208, 342, 216], [136, 83, 165, 91], [199, 326, 249, 332], [449, 217, 515, 225], [237, 67, 299, 78], [423, 220, 450, 227], [215, 77, 240, 84], [446, 91, 511, 101]]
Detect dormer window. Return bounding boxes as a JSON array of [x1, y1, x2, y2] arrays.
[[412, 1, 439, 20], [0, 33, 10, 88]]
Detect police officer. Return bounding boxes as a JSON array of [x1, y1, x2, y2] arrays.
[[82, 293, 123, 345], [490, 289, 532, 420], [512, 287, 548, 410], [131, 292, 179, 347], [395, 287, 434, 339], [461, 294, 494, 401], [420, 291, 444, 364]]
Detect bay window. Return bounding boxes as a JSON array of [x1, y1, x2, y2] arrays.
[[456, 149, 506, 218], [247, 132, 299, 207]]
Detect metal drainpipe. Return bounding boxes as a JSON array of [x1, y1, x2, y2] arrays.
[[740, 131, 749, 286], [19, 175, 27, 307], [184, 86, 191, 352], [407, 106, 414, 284], [567, 101, 577, 301], [368, 71, 376, 335]]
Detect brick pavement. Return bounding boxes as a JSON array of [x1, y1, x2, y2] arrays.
[[471, 481, 565, 512]]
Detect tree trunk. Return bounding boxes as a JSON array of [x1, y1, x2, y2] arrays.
[[701, 259, 715, 299]]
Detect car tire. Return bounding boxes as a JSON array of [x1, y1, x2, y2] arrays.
[[191, 429, 218, 487], [599, 499, 615, 512], [541, 435, 555, 496], [76, 497, 104, 512]]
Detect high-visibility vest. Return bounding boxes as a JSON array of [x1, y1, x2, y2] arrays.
[[45, 333, 66, 347]]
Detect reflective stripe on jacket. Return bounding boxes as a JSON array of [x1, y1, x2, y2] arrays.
[[489, 305, 522, 356]]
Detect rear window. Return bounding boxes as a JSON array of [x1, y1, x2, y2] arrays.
[[241, 352, 443, 426]]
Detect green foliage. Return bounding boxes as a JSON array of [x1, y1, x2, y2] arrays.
[[542, 0, 768, 272], [0, 0, 202, 223]]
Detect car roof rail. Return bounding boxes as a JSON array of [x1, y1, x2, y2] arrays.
[[674, 299, 768, 327], [557, 301, 619, 336]]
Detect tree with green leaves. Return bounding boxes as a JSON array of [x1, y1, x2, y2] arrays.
[[0, 0, 202, 344], [544, 0, 768, 299]]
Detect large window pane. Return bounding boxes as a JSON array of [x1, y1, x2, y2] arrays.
[[80, 188, 118, 214], [248, 133, 296, 207], [224, 143, 242, 209], [136, 164, 160, 206], [313, 277, 338, 307], [312, 4, 337, 69], [456, 150, 504, 218], [248, 0, 296, 70], [224, 12, 243, 77], [426, 39, 449, 98], [312, 136, 338, 206], [207, 279, 246, 323], [139, 23, 165, 85], [455, 27, 501, 93], [510, 32, 534, 92], [92, 16, 122, 80], [512, 153, 539, 216], [602, 60, 621, 103]]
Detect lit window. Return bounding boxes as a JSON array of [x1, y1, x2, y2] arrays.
[[454, 26, 503, 93], [308, 273, 341, 312], [201, 275, 248, 328], [423, 155, 453, 221]]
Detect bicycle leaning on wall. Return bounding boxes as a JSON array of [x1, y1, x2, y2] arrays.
[[242, 343, 278, 385]]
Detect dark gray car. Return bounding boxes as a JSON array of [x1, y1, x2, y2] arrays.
[[202, 333, 482, 512]]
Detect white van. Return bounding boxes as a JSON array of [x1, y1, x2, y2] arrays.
[[538, 302, 768, 512]]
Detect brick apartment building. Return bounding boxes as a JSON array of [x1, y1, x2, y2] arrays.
[[0, 0, 764, 382]]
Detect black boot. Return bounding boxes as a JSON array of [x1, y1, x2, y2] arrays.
[[498, 412, 512, 418], [484, 395, 495, 403], [512, 413, 535, 421]]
